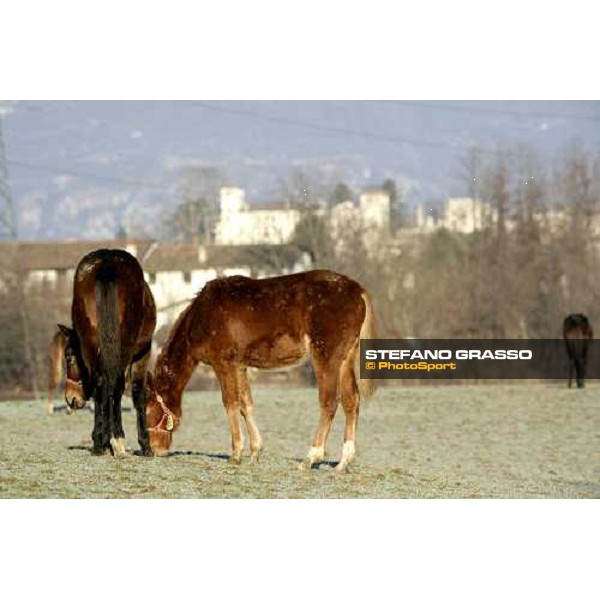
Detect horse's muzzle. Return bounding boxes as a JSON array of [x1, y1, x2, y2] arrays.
[[66, 396, 87, 410]]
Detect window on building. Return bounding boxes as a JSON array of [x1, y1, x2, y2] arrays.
[[183, 272, 192, 284], [148, 273, 157, 284]]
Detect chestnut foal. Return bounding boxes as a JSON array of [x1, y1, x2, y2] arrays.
[[147, 269, 376, 472]]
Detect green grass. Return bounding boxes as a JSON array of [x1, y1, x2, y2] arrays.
[[0, 384, 598, 498]]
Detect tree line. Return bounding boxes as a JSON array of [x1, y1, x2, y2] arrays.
[[0, 141, 598, 395]]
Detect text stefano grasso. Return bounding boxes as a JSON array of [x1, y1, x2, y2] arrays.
[[364, 349, 533, 361]]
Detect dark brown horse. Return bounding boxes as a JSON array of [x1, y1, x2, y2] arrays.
[[563, 313, 593, 389], [59, 249, 156, 456], [146, 269, 377, 472]]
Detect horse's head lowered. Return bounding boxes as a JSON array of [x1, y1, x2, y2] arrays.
[[146, 373, 181, 456], [57, 324, 87, 411]]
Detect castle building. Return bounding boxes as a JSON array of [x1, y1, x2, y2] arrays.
[[215, 187, 302, 245], [214, 186, 391, 246]]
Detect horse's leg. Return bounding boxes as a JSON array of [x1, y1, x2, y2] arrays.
[[92, 377, 109, 455], [109, 374, 127, 458], [47, 380, 56, 416], [568, 360, 573, 388], [301, 359, 339, 469], [335, 350, 360, 473], [575, 358, 584, 389], [215, 365, 245, 464], [239, 368, 263, 463], [47, 341, 67, 415], [130, 354, 152, 456]]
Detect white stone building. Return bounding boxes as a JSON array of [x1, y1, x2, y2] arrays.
[[215, 187, 302, 245], [214, 186, 391, 246], [443, 197, 495, 234], [414, 197, 496, 234]]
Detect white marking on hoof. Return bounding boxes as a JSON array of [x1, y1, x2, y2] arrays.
[[47, 402, 54, 415], [300, 445, 325, 469], [335, 440, 356, 473], [110, 437, 128, 458], [308, 445, 325, 463]]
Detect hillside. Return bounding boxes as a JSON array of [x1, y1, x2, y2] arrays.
[[2, 100, 599, 239]]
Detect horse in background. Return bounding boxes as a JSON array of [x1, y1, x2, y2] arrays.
[[47, 330, 70, 415], [48, 328, 158, 415], [563, 313, 593, 389], [146, 269, 377, 472], [59, 249, 156, 456]]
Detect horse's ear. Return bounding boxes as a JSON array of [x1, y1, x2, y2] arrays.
[[57, 324, 72, 339]]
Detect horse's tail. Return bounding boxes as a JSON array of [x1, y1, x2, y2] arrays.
[[95, 265, 121, 391], [355, 290, 378, 399]]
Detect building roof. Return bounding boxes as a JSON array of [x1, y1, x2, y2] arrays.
[[144, 243, 308, 272], [0, 239, 309, 274], [0, 239, 155, 271]]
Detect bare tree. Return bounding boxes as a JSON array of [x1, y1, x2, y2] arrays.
[[164, 165, 223, 243]]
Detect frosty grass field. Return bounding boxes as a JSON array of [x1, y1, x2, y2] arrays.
[[0, 383, 598, 498]]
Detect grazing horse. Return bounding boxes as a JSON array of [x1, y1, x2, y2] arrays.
[[146, 269, 377, 472], [50, 328, 158, 415], [563, 313, 593, 389], [47, 330, 70, 415], [59, 249, 157, 456]]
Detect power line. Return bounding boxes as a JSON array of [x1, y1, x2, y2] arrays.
[[388, 100, 600, 122], [190, 101, 556, 158], [5, 101, 596, 193], [191, 101, 469, 152]]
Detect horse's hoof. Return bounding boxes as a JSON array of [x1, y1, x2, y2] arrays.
[[110, 437, 128, 458], [334, 464, 348, 474], [229, 455, 243, 465]]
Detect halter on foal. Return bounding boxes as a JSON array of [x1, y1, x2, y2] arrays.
[[147, 269, 377, 472], [59, 249, 156, 456]]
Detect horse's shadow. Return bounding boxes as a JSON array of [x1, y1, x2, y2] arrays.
[[66, 445, 228, 460], [66, 445, 338, 468], [292, 457, 339, 470], [160, 450, 230, 461], [163, 452, 339, 468]]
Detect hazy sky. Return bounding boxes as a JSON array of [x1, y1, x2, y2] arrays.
[[2, 100, 599, 239]]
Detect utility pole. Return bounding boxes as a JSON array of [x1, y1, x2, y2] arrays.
[[0, 105, 17, 239]]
